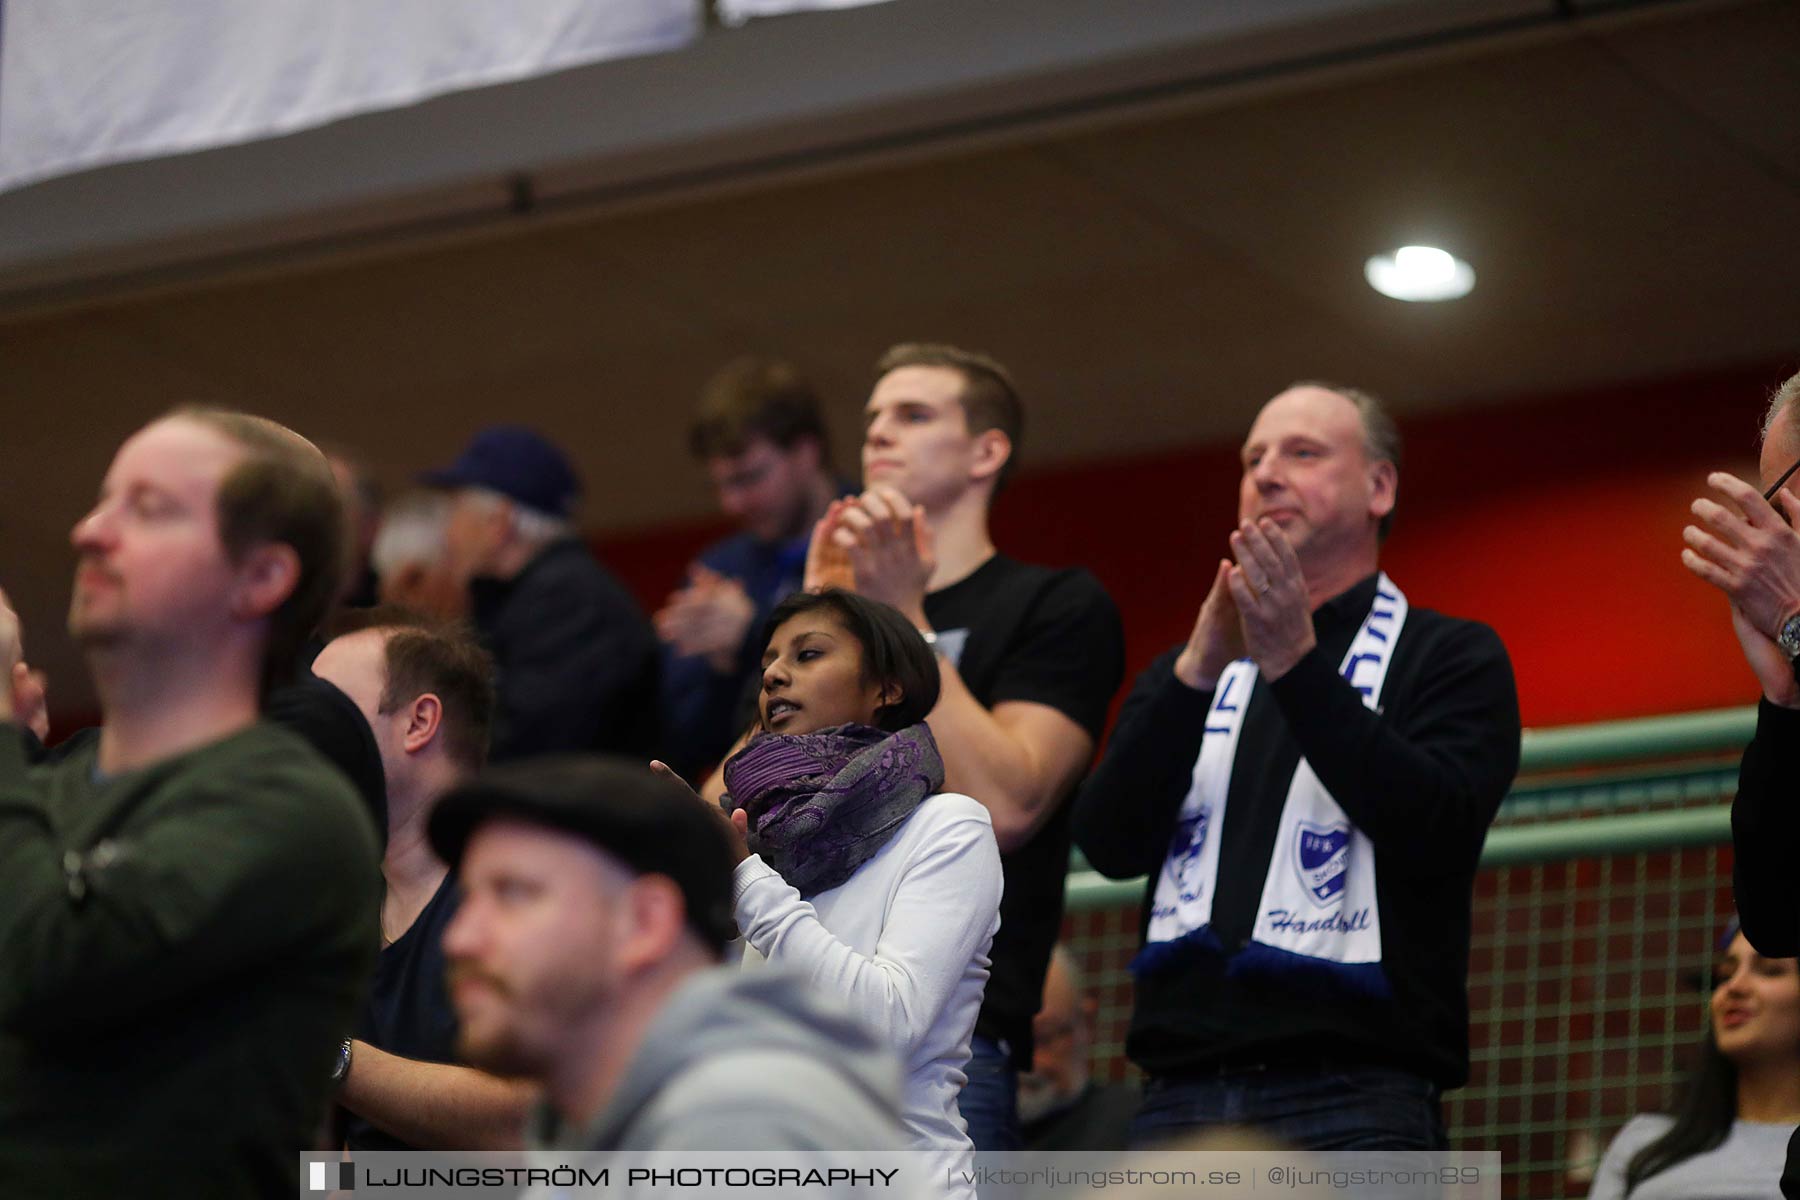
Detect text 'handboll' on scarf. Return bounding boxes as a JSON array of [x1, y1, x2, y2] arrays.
[[722, 722, 944, 898], [1134, 574, 1409, 999]]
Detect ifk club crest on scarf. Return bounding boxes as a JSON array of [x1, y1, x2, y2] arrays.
[[1136, 574, 1408, 996]]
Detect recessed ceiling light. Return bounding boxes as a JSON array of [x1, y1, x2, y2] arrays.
[[1364, 245, 1475, 302]]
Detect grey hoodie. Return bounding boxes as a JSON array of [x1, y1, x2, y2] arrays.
[[531, 965, 907, 1152]]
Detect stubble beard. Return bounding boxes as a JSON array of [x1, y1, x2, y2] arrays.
[[67, 596, 127, 652], [453, 964, 616, 1085], [456, 1022, 543, 1082]]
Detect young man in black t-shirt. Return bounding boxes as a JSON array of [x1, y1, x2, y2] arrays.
[[806, 343, 1125, 1150], [311, 615, 536, 1150]]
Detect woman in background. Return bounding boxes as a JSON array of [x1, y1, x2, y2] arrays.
[[1589, 920, 1800, 1198]]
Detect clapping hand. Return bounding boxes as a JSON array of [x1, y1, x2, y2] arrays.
[[803, 500, 858, 594], [1173, 560, 1246, 692], [654, 566, 756, 671], [821, 486, 934, 624], [1682, 471, 1800, 708], [1226, 518, 1317, 682], [0, 587, 49, 740], [1682, 472, 1800, 635]]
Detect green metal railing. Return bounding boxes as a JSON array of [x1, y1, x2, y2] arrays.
[[1058, 705, 1755, 1200], [1514, 706, 1753, 771]]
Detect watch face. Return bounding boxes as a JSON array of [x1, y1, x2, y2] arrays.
[[1782, 613, 1800, 656]]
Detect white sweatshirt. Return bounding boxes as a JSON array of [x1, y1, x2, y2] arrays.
[[733, 793, 1003, 1183]]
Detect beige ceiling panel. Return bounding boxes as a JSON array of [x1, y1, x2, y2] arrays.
[[1589, 0, 1800, 181], [1045, 16, 1800, 402], [578, 146, 1197, 330], [99, 231, 710, 409]]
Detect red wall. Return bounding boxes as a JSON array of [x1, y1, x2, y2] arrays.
[[600, 363, 1792, 730]]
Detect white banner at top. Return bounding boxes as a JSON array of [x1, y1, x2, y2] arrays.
[[0, 0, 700, 194], [716, 0, 896, 24]]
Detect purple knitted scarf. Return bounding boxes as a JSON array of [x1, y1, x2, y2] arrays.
[[721, 722, 944, 898]]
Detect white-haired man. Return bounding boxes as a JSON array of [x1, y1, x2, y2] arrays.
[[424, 426, 659, 760]]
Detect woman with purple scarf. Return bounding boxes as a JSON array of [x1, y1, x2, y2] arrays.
[[721, 589, 1002, 1181]]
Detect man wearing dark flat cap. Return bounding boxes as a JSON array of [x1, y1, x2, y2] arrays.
[[429, 756, 907, 1153]]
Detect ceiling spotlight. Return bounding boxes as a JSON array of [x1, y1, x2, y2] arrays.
[[1364, 245, 1475, 302]]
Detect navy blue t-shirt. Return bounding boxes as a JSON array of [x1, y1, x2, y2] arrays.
[[345, 877, 461, 1152]]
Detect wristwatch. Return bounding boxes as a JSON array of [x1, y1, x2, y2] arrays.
[[330, 1038, 354, 1086], [1778, 610, 1800, 661]]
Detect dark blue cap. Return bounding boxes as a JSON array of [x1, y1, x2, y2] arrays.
[[420, 426, 581, 518]]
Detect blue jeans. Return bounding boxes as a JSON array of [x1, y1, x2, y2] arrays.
[[959, 1035, 1020, 1151], [1129, 1064, 1446, 1151]]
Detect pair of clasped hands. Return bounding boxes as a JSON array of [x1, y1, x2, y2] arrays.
[[1681, 471, 1800, 708], [654, 486, 934, 669], [798, 486, 933, 619], [804, 494, 1325, 696], [1173, 518, 1318, 694]]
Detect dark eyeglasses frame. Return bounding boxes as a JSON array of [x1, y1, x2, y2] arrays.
[[1766, 457, 1800, 503]]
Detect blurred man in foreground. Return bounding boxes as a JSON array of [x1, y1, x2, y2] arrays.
[[430, 756, 907, 1152], [0, 409, 380, 1197]]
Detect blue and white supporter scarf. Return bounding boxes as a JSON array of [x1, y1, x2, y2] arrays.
[[1135, 574, 1409, 996]]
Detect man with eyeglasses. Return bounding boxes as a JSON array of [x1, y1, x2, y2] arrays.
[[1681, 367, 1800, 1199], [655, 358, 851, 777]]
